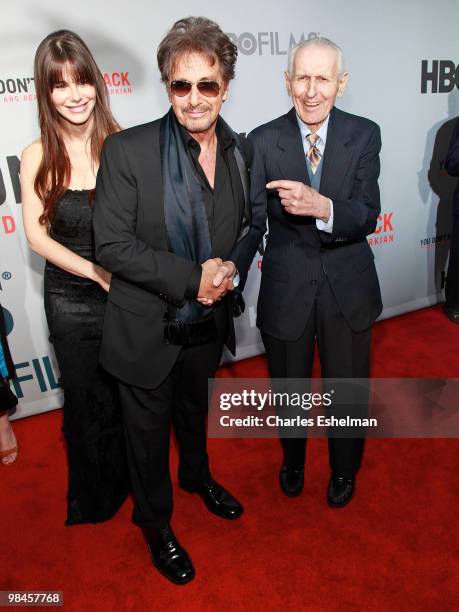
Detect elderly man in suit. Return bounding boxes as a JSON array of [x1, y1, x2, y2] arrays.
[[93, 17, 252, 585], [236, 35, 382, 508], [444, 118, 459, 323]]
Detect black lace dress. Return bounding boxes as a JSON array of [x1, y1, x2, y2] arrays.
[[44, 190, 129, 525]]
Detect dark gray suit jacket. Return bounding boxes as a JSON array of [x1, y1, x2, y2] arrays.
[[234, 106, 383, 341]]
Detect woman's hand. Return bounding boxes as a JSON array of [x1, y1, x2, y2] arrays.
[[92, 265, 111, 292]]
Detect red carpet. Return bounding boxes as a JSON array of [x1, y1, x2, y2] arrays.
[[1, 306, 457, 611]]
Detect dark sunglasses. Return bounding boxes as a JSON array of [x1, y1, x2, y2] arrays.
[[170, 80, 221, 98]]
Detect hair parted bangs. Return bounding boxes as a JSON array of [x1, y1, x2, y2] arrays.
[[45, 56, 96, 92]]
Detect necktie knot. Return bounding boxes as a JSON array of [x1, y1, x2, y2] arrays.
[[306, 132, 321, 173]]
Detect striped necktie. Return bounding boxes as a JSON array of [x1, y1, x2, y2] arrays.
[[306, 133, 321, 174]]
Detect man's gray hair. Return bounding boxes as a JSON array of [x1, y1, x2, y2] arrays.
[[287, 33, 346, 76]]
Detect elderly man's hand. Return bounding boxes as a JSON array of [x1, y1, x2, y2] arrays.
[[211, 260, 237, 290], [267, 179, 331, 221]]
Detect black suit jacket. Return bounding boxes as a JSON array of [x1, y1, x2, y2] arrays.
[[93, 114, 251, 389], [445, 118, 459, 216], [235, 106, 383, 341]]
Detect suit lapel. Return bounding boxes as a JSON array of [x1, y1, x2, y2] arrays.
[[218, 115, 252, 244], [277, 108, 311, 186], [233, 146, 251, 243], [320, 107, 353, 197], [148, 115, 170, 250]]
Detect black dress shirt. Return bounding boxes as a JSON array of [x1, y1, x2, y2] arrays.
[[177, 116, 244, 298]]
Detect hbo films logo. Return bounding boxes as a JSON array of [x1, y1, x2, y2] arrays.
[[227, 31, 308, 56]]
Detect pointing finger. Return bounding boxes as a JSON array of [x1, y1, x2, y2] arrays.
[[266, 180, 298, 190]]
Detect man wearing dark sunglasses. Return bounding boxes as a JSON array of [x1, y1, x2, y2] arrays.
[[93, 17, 252, 585]]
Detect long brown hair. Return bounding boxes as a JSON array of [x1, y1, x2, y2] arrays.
[[33, 30, 120, 225]]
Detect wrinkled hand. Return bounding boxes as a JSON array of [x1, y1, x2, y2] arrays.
[[93, 264, 111, 293], [197, 258, 235, 306], [267, 179, 331, 221], [211, 260, 236, 290]]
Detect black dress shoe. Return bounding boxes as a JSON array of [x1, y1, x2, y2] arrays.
[[279, 465, 304, 497], [180, 478, 244, 520], [327, 474, 355, 508], [143, 525, 195, 585], [443, 305, 459, 324]]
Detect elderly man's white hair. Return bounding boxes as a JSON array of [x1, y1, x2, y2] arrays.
[[287, 34, 346, 76]]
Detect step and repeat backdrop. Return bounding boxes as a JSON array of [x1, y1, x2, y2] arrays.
[[1, 0, 458, 418]]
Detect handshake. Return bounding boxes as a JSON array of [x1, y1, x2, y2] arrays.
[[197, 258, 237, 306]]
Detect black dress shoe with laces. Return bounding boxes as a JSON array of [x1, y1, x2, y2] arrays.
[[279, 465, 304, 497], [143, 525, 195, 585], [327, 474, 355, 508], [180, 478, 243, 520]]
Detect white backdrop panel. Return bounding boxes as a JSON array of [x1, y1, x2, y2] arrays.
[[1, 0, 458, 417]]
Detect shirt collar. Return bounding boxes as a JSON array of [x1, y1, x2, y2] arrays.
[[296, 113, 330, 148], [174, 111, 235, 151]]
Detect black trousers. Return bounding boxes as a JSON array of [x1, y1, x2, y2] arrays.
[[118, 305, 228, 529], [261, 279, 372, 479], [445, 215, 459, 309]]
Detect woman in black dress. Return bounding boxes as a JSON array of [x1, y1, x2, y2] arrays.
[[21, 30, 129, 524]]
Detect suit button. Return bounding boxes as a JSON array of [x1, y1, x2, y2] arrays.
[[310, 279, 318, 285]]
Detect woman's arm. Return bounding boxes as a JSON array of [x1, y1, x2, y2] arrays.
[[21, 141, 111, 292]]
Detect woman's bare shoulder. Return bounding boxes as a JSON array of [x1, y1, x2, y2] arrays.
[[21, 139, 43, 174], [21, 139, 43, 161]]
